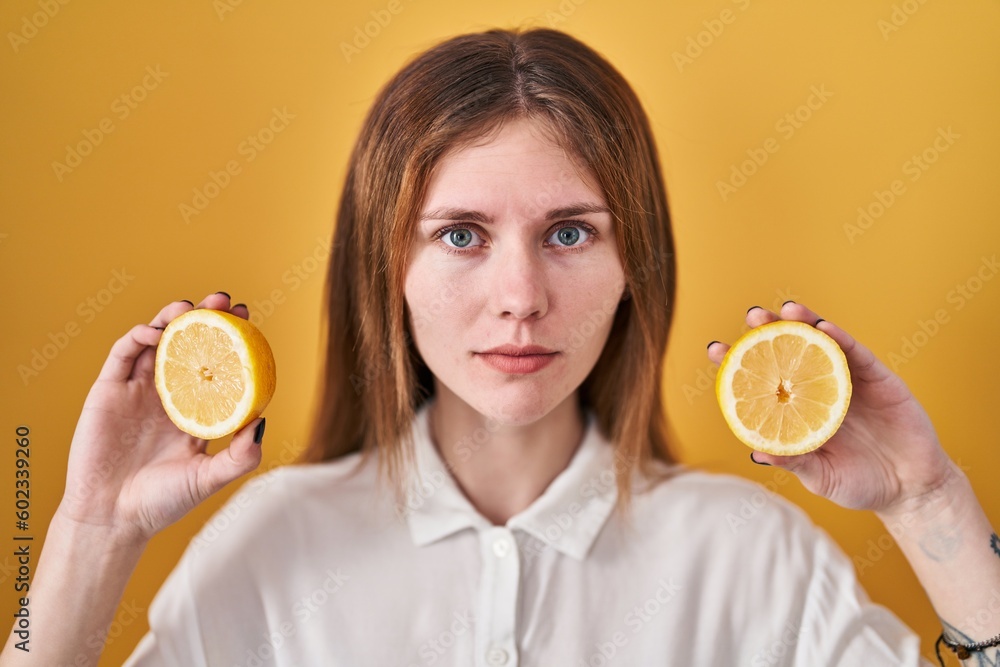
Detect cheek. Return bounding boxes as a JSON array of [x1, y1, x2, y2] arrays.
[[569, 251, 626, 305], [404, 258, 475, 346], [558, 256, 625, 354], [403, 267, 434, 337]]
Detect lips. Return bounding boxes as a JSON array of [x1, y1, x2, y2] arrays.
[[478, 344, 556, 356], [475, 344, 558, 374]]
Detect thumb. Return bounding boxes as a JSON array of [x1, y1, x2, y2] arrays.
[[200, 418, 266, 499], [751, 449, 824, 483]]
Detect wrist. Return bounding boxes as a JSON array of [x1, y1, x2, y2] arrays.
[[874, 459, 969, 528], [50, 504, 150, 557]]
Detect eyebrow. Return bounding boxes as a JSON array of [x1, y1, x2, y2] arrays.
[[418, 202, 611, 224]]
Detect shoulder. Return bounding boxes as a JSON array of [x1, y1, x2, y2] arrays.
[[136, 453, 388, 663], [622, 467, 924, 664], [627, 465, 833, 562], [183, 451, 387, 564], [625, 466, 870, 614], [636, 465, 811, 524]]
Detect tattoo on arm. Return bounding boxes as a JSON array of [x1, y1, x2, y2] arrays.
[[991, 532, 999, 560], [940, 619, 1000, 666], [919, 525, 962, 562]]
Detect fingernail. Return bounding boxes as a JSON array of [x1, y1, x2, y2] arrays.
[[234, 303, 248, 310], [181, 299, 194, 306], [747, 305, 762, 314], [782, 300, 796, 307], [216, 291, 231, 299], [253, 418, 266, 445], [750, 452, 770, 466], [152, 326, 165, 331], [815, 318, 825, 326], [707, 340, 720, 350]]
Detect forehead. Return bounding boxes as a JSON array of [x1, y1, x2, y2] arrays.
[[423, 117, 604, 205]]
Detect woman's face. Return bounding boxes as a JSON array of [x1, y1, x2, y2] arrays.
[[404, 116, 626, 425]]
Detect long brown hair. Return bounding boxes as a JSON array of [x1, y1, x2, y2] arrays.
[[302, 27, 677, 517]]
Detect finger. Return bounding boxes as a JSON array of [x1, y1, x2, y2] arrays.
[[812, 317, 892, 385], [98, 324, 165, 382], [775, 300, 823, 325], [194, 292, 233, 311], [751, 449, 823, 476], [707, 305, 779, 364], [133, 299, 196, 381], [746, 305, 780, 328], [198, 418, 266, 499], [707, 305, 781, 364], [149, 300, 196, 328], [708, 302, 816, 365], [707, 340, 729, 365], [135, 294, 244, 382], [777, 302, 891, 384]]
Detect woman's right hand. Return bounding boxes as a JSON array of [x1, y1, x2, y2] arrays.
[[55, 293, 265, 547]]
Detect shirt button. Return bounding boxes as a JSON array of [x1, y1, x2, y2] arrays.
[[492, 538, 510, 558], [486, 647, 509, 665]]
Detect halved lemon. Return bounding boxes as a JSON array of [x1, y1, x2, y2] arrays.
[[715, 320, 851, 455], [154, 309, 276, 440]]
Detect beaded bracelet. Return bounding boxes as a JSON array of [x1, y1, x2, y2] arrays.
[[935, 629, 1000, 664]]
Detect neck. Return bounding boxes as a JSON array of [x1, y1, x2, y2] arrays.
[[427, 387, 586, 526]]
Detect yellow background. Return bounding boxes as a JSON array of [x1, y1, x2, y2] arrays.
[[2, 0, 999, 663]]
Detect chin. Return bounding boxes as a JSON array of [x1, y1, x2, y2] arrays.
[[462, 384, 574, 427]]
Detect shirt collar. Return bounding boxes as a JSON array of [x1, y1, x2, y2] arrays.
[[404, 400, 619, 561]]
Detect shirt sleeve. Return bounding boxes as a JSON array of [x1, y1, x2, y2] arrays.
[[122, 467, 294, 667], [652, 472, 936, 666], [769, 496, 935, 667], [122, 548, 209, 667]]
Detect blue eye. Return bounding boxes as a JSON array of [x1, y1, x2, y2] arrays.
[[441, 227, 482, 249], [433, 221, 597, 255], [548, 224, 590, 247]]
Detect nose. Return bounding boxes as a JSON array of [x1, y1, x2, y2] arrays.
[[489, 241, 548, 320]]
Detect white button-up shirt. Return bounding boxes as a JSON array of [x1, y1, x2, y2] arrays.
[[124, 400, 929, 666]]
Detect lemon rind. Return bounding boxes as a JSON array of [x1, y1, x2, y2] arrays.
[[153, 310, 267, 440], [715, 321, 852, 456]]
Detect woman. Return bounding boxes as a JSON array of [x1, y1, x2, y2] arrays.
[[4, 28, 997, 667]]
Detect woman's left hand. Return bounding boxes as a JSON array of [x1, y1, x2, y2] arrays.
[[706, 301, 959, 516]]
